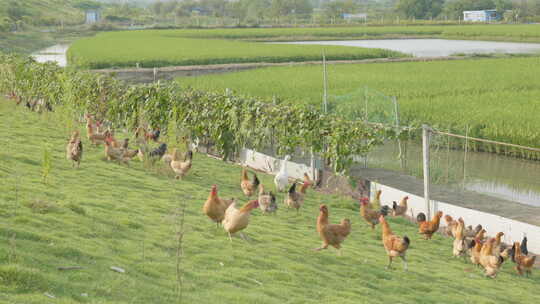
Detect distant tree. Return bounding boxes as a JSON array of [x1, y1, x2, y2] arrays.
[[6, 1, 29, 22], [396, 0, 444, 19], [152, 1, 164, 16], [323, 0, 358, 20], [73, 0, 102, 10]]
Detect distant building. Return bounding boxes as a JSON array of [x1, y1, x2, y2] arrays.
[[463, 10, 501, 22], [85, 9, 101, 24], [343, 13, 368, 22]]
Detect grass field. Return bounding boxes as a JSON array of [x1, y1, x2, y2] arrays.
[[179, 56, 540, 148], [67, 31, 406, 69], [67, 24, 540, 69], [1, 99, 540, 303]]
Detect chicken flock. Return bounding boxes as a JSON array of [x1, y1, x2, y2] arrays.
[[67, 114, 536, 279]]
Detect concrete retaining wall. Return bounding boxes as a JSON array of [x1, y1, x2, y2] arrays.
[[370, 182, 540, 253]]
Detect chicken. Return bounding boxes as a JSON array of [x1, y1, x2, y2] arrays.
[[359, 197, 390, 230], [203, 185, 234, 227], [258, 184, 277, 214], [379, 215, 410, 270], [417, 211, 443, 240], [453, 217, 467, 258], [138, 143, 168, 161], [66, 131, 83, 168], [222, 199, 259, 241], [135, 126, 160, 143], [274, 155, 290, 192], [491, 232, 504, 257], [104, 135, 128, 164], [521, 236, 529, 256], [120, 138, 139, 160], [314, 204, 351, 256], [240, 168, 260, 197], [479, 238, 504, 278], [391, 196, 408, 217], [87, 122, 108, 146], [303, 173, 313, 189], [475, 229, 487, 242], [469, 237, 484, 266], [443, 215, 458, 238], [285, 182, 310, 214], [170, 149, 193, 179], [371, 190, 382, 209], [511, 241, 536, 276], [465, 224, 482, 239]]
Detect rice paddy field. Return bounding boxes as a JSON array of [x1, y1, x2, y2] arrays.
[[1, 98, 540, 304], [67, 31, 406, 69], [67, 24, 540, 69], [180, 56, 540, 147]]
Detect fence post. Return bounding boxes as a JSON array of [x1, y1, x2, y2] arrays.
[[422, 124, 431, 219], [153, 67, 157, 82]]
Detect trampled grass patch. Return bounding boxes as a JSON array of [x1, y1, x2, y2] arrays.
[[180, 56, 540, 148], [1, 98, 540, 303]]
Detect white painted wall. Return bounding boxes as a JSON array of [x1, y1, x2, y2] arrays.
[[239, 148, 317, 182], [371, 182, 540, 253]]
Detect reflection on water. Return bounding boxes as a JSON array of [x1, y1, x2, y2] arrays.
[[278, 39, 540, 57], [368, 141, 540, 207], [31, 44, 69, 67]]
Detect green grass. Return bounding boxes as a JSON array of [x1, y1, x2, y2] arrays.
[[179, 57, 540, 148], [67, 31, 406, 69], [1, 99, 540, 303]]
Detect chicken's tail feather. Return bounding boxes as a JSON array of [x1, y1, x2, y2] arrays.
[[403, 236, 410, 246], [380, 205, 390, 217], [392, 201, 397, 210], [417, 212, 427, 223]]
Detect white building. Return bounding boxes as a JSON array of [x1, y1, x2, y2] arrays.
[[463, 10, 501, 22], [85, 10, 101, 24]]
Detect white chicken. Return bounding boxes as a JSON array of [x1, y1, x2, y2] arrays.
[[274, 155, 291, 192]]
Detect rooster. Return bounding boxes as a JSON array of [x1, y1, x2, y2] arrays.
[[359, 197, 390, 230], [391, 196, 408, 217], [203, 185, 234, 227], [285, 182, 310, 214], [222, 199, 259, 241], [417, 211, 443, 240], [170, 149, 193, 179], [66, 131, 83, 168], [511, 241, 536, 276], [258, 184, 277, 214], [314, 204, 351, 256], [240, 168, 260, 197], [379, 215, 410, 270], [479, 238, 505, 278]]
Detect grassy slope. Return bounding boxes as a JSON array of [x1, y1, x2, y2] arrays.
[[67, 31, 405, 69], [179, 57, 540, 147], [1, 100, 539, 304]]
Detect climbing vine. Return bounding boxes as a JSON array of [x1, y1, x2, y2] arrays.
[[0, 53, 408, 173]]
